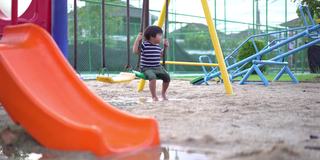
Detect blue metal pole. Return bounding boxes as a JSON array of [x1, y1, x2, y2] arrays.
[[305, 6, 316, 26], [230, 25, 320, 69], [233, 36, 320, 78], [299, 6, 309, 27], [224, 26, 307, 60], [273, 66, 286, 81], [52, 0, 69, 58], [209, 25, 320, 79]]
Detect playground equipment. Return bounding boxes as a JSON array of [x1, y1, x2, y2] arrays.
[[95, 0, 166, 83], [96, 0, 139, 83], [97, 72, 136, 83], [193, 5, 320, 86], [0, 0, 32, 20], [134, 0, 167, 91], [161, 61, 219, 67], [239, 60, 298, 86], [136, 0, 233, 95], [0, 23, 159, 156], [0, 0, 68, 57]]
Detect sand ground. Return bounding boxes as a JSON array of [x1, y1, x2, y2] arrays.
[[0, 79, 320, 160]]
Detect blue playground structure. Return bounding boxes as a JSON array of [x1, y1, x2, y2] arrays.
[[194, 5, 320, 86]]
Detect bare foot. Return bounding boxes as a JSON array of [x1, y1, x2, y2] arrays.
[[162, 95, 169, 101], [152, 97, 159, 102]]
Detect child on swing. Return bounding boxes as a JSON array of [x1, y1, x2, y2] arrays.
[[133, 26, 170, 101]]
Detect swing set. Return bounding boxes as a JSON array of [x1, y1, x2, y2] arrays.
[[96, 0, 234, 95]]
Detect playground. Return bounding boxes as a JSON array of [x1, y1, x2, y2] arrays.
[[0, 79, 320, 159], [88, 79, 320, 160], [0, 0, 320, 160]]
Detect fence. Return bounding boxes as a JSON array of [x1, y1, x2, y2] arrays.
[[67, 0, 312, 74]]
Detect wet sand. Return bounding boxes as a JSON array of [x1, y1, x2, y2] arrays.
[[0, 79, 320, 160]]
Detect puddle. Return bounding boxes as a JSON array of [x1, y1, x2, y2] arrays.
[[141, 98, 188, 103], [109, 101, 138, 107], [107, 97, 139, 107], [0, 145, 209, 160], [108, 97, 188, 107], [158, 146, 209, 160]]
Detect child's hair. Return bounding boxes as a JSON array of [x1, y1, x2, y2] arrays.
[[144, 26, 163, 40]]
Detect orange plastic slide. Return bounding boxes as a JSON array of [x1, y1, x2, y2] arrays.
[[0, 24, 159, 156]]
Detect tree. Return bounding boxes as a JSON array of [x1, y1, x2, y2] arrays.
[[237, 40, 267, 72], [67, 0, 130, 72], [68, 0, 125, 41], [294, 0, 320, 19]]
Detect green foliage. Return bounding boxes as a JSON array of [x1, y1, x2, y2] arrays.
[[237, 40, 266, 72], [173, 24, 212, 50], [68, 0, 125, 43], [175, 24, 249, 53], [294, 0, 320, 19], [184, 31, 212, 50]]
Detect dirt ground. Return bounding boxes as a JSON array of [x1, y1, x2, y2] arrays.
[[0, 79, 320, 160]]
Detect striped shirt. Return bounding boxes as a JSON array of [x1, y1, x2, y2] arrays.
[[140, 41, 162, 68]]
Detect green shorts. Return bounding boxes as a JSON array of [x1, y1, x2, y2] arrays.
[[142, 66, 170, 82]]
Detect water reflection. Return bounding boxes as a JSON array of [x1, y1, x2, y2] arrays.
[[159, 146, 208, 160], [109, 97, 188, 107], [0, 145, 208, 160]]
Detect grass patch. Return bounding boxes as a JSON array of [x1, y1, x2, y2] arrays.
[[234, 73, 320, 82]]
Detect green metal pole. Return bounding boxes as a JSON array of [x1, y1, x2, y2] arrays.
[[285, 0, 289, 66], [266, 0, 268, 34], [173, 0, 176, 73], [224, 0, 226, 35], [214, 0, 217, 28], [265, 0, 269, 44], [253, 0, 255, 34], [256, 0, 259, 33], [285, 0, 288, 37], [285, 0, 287, 26], [174, 2, 176, 73], [88, 38, 92, 72], [302, 51, 305, 73]]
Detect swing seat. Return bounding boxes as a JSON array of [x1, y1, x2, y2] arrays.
[[132, 70, 146, 79], [132, 70, 164, 80], [97, 72, 136, 83], [132, 70, 165, 92]]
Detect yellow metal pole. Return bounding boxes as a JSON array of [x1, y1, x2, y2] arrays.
[[137, 0, 171, 92], [137, 78, 146, 92], [160, 61, 218, 67], [201, 0, 233, 95], [157, 0, 170, 27]]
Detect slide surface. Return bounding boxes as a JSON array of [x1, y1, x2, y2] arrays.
[[0, 24, 159, 156]]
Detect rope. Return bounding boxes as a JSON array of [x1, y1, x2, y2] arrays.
[[162, 0, 169, 69], [125, 0, 132, 70], [135, 0, 149, 71]]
